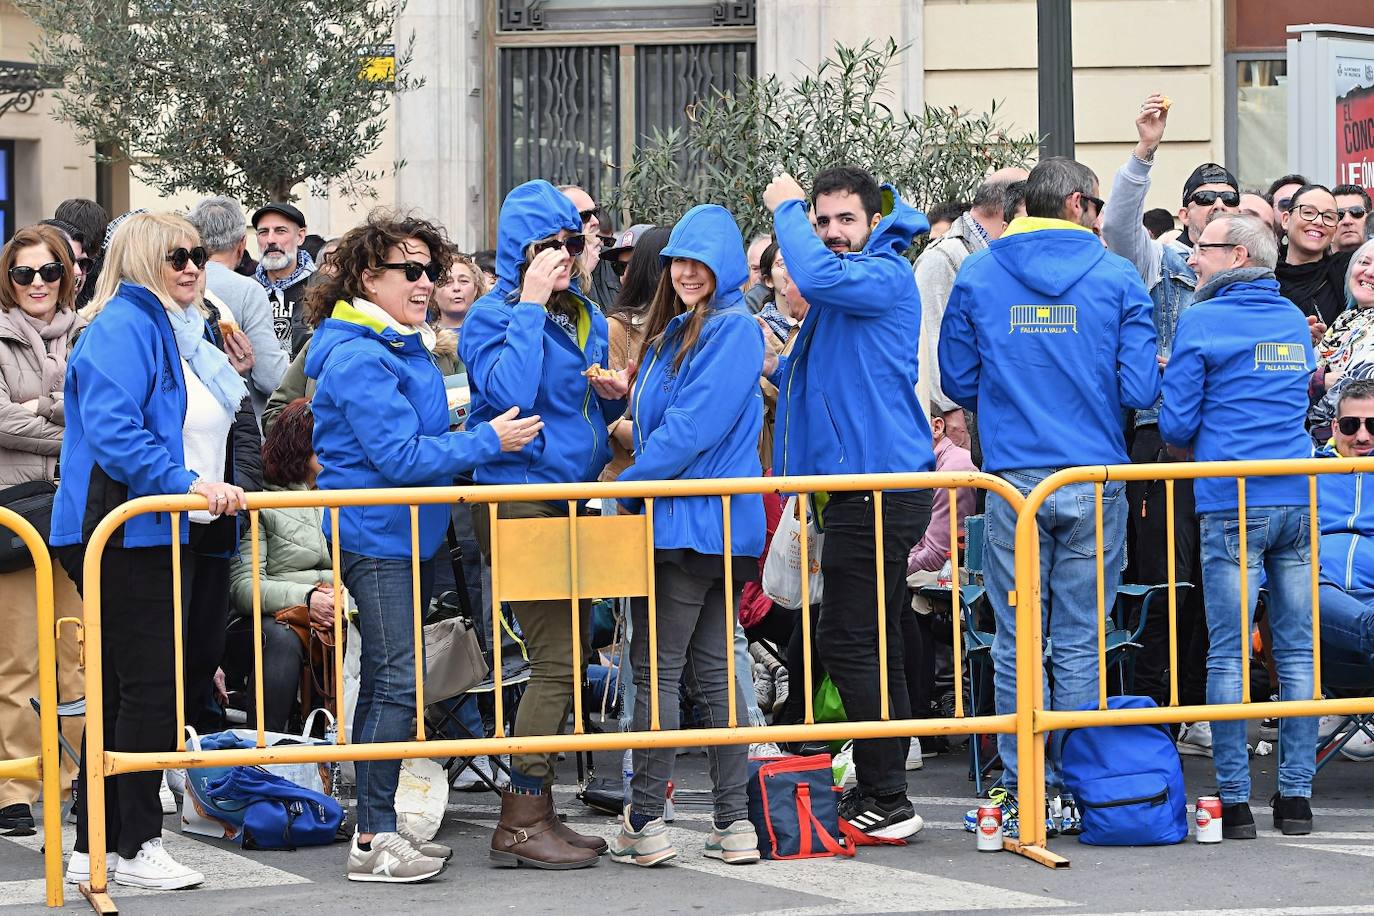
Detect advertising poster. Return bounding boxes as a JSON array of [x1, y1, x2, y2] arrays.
[[1337, 56, 1374, 190]]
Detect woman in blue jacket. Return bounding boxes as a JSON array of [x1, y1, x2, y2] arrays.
[[460, 180, 630, 870], [303, 212, 541, 884], [608, 204, 765, 868]]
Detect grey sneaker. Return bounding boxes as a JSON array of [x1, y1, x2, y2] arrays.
[[347, 832, 444, 883], [704, 820, 760, 864], [397, 823, 453, 861], [609, 808, 678, 867]]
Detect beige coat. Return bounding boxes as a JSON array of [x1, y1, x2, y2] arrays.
[[0, 306, 85, 487]]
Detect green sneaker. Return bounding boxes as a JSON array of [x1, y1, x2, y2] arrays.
[[704, 820, 760, 864], [609, 808, 678, 867]]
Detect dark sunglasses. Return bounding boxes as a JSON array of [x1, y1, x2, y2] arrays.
[[379, 260, 442, 283], [8, 262, 64, 286], [165, 246, 208, 271], [578, 208, 598, 226], [532, 235, 587, 259], [75, 256, 94, 274], [1188, 190, 1241, 208], [608, 258, 629, 277], [1338, 206, 1369, 220], [1338, 416, 1374, 436], [1081, 192, 1105, 215]]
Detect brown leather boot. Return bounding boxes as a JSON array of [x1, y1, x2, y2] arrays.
[[541, 793, 609, 855], [490, 792, 599, 870]]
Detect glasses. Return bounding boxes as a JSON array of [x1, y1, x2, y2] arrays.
[[1338, 416, 1374, 436], [1080, 192, 1105, 215], [379, 260, 442, 283], [531, 235, 587, 259], [1192, 242, 1237, 255], [608, 258, 629, 277], [75, 256, 94, 274], [1290, 204, 1340, 228], [578, 208, 598, 226], [8, 262, 64, 286], [1277, 196, 1293, 212], [1187, 190, 1241, 208], [1338, 206, 1369, 221], [165, 246, 208, 271]]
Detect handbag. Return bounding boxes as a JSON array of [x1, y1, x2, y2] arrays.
[[746, 754, 853, 860], [421, 520, 490, 704], [0, 480, 55, 574], [761, 496, 824, 610], [204, 765, 343, 850], [275, 597, 339, 717]]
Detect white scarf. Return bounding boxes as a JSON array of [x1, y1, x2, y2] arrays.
[[350, 297, 437, 351]]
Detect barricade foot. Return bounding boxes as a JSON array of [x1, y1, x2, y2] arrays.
[[1007, 840, 1070, 868], [79, 882, 117, 914]]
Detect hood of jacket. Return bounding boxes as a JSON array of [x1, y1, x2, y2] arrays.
[[658, 204, 749, 309], [303, 300, 432, 380], [494, 179, 584, 292], [994, 217, 1105, 297], [867, 184, 930, 260]]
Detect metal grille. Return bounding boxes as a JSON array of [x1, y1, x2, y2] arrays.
[[499, 45, 619, 201], [635, 42, 755, 167]]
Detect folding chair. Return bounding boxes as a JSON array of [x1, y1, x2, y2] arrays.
[[1107, 582, 1194, 695], [28, 696, 84, 822], [1313, 658, 1374, 775]]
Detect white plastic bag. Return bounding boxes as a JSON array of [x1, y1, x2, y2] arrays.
[[395, 758, 449, 842], [762, 496, 824, 609], [340, 618, 362, 786]]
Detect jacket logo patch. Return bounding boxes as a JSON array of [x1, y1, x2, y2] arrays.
[[1010, 304, 1077, 334], [1254, 342, 1307, 372]]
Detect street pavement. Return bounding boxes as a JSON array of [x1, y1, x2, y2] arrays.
[[2, 726, 1373, 915]]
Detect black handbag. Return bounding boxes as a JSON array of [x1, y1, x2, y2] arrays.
[[0, 479, 55, 573]]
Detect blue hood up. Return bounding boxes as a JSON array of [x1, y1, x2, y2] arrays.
[[658, 203, 750, 303], [493, 179, 584, 291]]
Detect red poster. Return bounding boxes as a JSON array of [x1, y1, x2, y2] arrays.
[[1336, 59, 1374, 191]]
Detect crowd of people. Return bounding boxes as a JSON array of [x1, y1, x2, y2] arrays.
[[0, 91, 1369, 890]]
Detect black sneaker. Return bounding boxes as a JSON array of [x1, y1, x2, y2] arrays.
[[837, 788, 925, 840], [1271, 793, 1313, 836], [0, 803, 34, 835], [1221, 801, 1257, 839]]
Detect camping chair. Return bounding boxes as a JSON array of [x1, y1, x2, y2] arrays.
[[28, 696, 83, 823], [1313, 656, 1374, 775]]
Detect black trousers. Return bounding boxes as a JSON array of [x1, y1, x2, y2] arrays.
[[223, 614, 305, 733], [1126, 425, 1210, 708], [816, 490, 931, 798]]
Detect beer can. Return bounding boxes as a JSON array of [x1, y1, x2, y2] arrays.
[[1195, 796, 1222, 843], [976, 805, 1003, 851]]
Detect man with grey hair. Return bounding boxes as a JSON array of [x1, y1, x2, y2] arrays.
[[914, 165, 1028, 414], [1160, 211, 1318, 840], [941, 155, 1159, 837], [187, 196, 288, 416]]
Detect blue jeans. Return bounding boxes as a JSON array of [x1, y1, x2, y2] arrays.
[[1199, 507, 1317, 803], [985, 469, 1127, 793], [342, 550, 435, 835], [1319, 582, 1374, 668]]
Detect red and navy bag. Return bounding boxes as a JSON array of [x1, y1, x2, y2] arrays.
[[746, 755, 853, 860]]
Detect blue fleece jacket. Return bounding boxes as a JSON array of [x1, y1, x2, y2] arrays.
[[52, 283, 199, 547], [459, 180, 623, 485], [1160, 272, 1313, 513], [616, 205, 765, 558], [1316, 446, 1374, 595], [769, 185, 934, 478], [939, 218, 1160, 472], [305, 301, 501, 560]]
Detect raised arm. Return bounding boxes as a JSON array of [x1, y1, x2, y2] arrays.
[[1100, 94, 1171, 286]]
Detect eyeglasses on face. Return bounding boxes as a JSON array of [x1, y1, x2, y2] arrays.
[[1290, 204, 1339, 228], [1192, 242, 1237, 255], [379, 260, 442, 283], [75, 256, 94, 274], [165, 246, 208, 271], [1338, 416, 1374, 436], [1338, 206, 1370, 221], [1079, 192, 1105, 215], [578, 208, 599, 226], [608, 258, 628, 277], [1188, 190, 1241, 208], [9, 262, 64, 286], [531, 235, 587, 259]]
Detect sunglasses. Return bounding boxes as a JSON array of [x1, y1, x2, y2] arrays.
[[75, 256, 94, 274], [531, 235, 587, 259], [1188, 190, 1241, 208], [578, 208, 599, 226], [165, 246, 208, 271], [8, 262, 64, 286], [1338, 206, 1369, 220], [1080, 192, 1105, 215], [608, 258, 629, 277], [1338, 416, 1374, 436], [379, 260, 442, 283]]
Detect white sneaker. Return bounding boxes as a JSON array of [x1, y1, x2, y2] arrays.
[[1319, 715, 1343, 742], [1341, 727, 1374, 761], [1177, 721, 1213, 758], [65, 851, 117, 885], [347, 832, 444, 883], [905, 737, 925, 771], [493, 756, 511, 788], [749, 741, 783, 758], [159, 772, 177, 815], [452, 755, 497, 791], [114, 838, 204, 890]]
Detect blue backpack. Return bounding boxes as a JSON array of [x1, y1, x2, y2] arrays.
[[204, 766, 343, 850], [1060, 695, 1188, 846]]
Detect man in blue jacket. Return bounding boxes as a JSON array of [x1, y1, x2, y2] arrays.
[[1160, 212, 1318, 840], [762, 166, 933, 840], [939, 157, 1160, 837], [1315, 379, 1374, 672]]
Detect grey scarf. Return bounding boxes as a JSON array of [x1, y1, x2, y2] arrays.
[[1192, 266, 1274, 304]]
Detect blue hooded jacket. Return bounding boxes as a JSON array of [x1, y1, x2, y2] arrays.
[[939, 218, 1160, 472], [459, 180, 623, 486], [52, 283, 199, 548], [616, 205, 765, 558], [1316, 446, 1374, 597], [1159, 270, 1313, 513], [768, 185, 934, 478], [305, 301, 501, 560]]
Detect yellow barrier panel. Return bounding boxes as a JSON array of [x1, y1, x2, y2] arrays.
[[1011, 456, 1374, 868], [74, 470, 1024, 911]]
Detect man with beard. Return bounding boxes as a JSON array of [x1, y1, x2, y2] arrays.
[[252, 203, 315, 357]]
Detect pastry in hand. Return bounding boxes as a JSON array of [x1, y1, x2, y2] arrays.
[[583, 364, 617, 380]]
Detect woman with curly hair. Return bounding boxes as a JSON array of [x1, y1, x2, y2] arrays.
[[302, 210, 542, 883]]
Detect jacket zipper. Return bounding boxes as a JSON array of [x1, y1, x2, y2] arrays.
[[1083, 789, 1168, 809], [1346, 473, 1363, 589]]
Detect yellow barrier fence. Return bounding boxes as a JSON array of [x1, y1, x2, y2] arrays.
[[1010, 457, 1374, 861], [74, 471, 1022, 914]]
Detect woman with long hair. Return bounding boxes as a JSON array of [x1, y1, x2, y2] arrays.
[[609, 204, 764, 867], [52, 212, 249, 891], [303, 210, 541, 883]]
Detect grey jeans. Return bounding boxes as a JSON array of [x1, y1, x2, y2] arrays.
[[629, 560, 749, 825]]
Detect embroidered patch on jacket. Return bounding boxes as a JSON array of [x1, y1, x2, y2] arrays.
[[1253, 342, 1307, 372], [161, 352, 176, 391], [1009, 304, 1077, 334]]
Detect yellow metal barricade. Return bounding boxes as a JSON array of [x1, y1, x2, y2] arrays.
[[76, 470, 1020, 913], [0, 508, 67, 907], [1010, 457, 1374, 868]]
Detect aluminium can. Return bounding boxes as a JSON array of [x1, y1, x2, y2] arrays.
[[976, 804, 1003, 851], [1196, 796, 1223, 843]]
